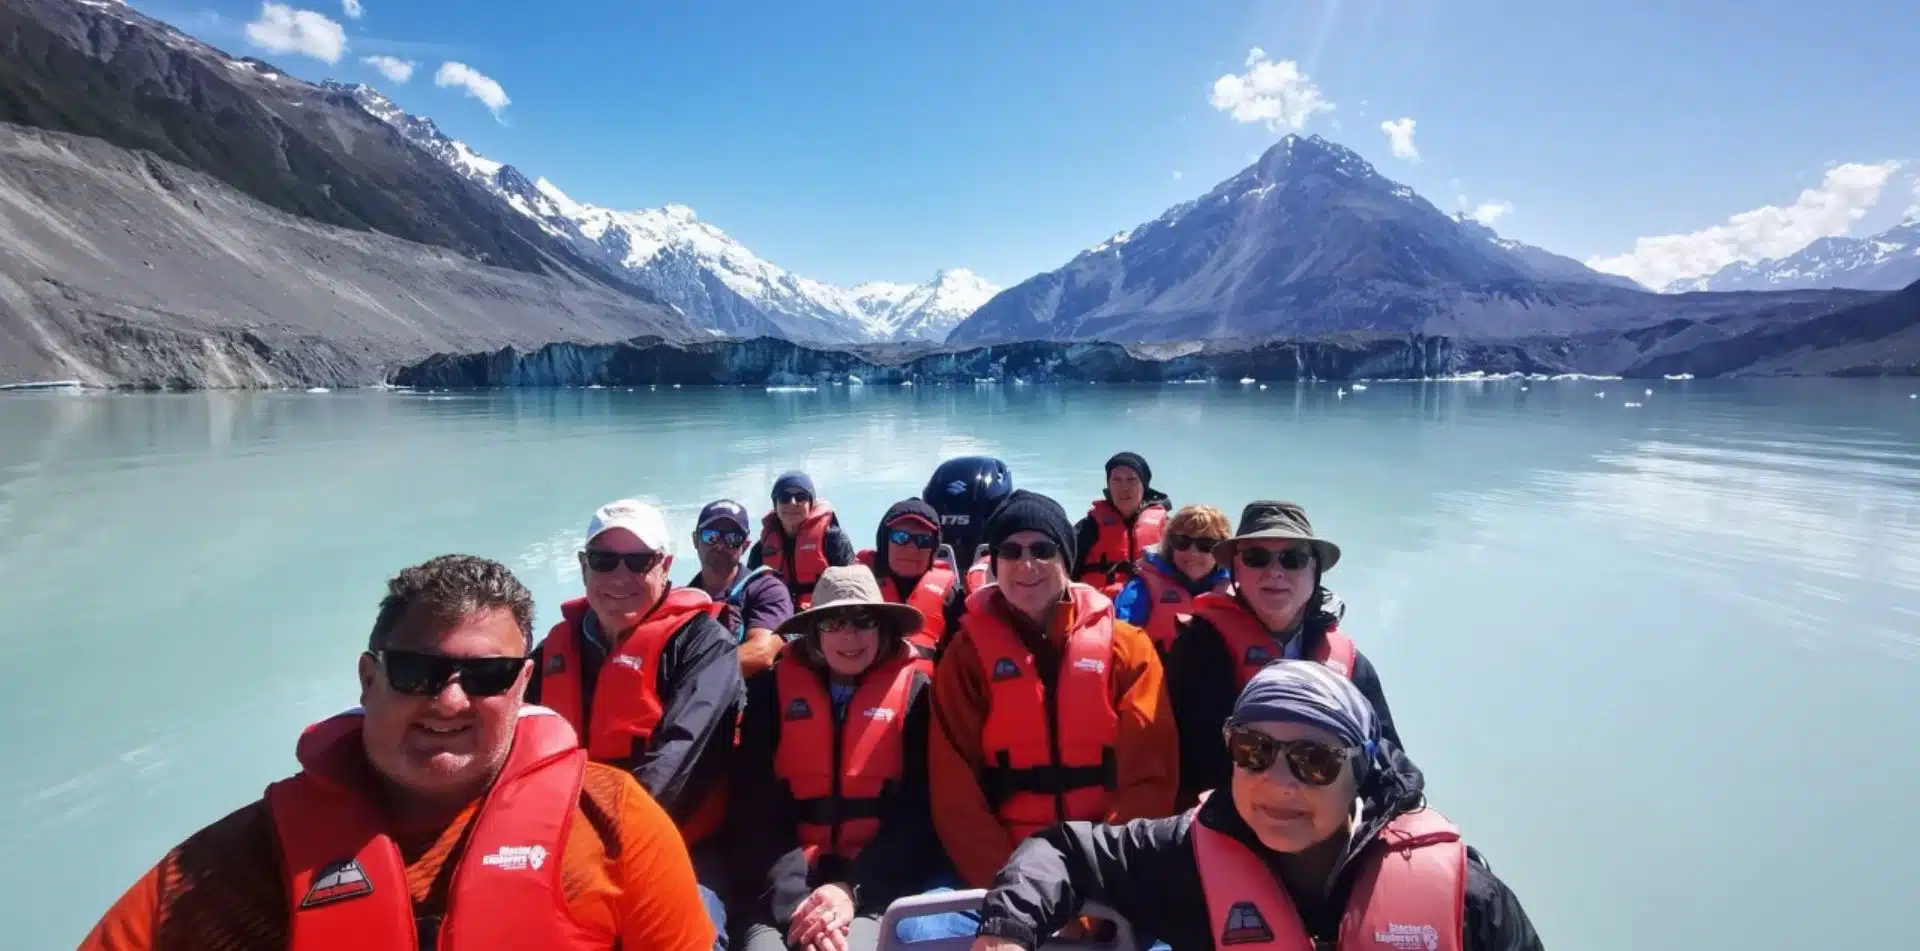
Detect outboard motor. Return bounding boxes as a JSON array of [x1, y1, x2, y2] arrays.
[[923, 456, 1013, 573]]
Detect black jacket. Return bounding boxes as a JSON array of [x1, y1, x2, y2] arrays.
[[1071, 489, 1172, 582], [977, 750, 1542, 951], [524, 609, 744, 831], [1167, 591, 1402, 807], [729, 652, 943, 924]]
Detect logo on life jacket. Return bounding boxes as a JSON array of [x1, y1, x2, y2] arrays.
[[480, 844, 549, 872], [611, 655, 644, 671], [300, 857, 374, 908], [1072, 656, 1106, 675], [1242, 645, 1273, 667], [1373, 922, 1441, 951], [863, 706, 897, 722], [1219, 901, 1274, 945], [785, 697, 813, 720], [991, 658, 1020, 681]]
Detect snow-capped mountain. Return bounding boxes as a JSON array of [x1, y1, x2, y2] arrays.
[[948, 134, 1659, 344], [1668, 218, 1920, 293], [332, 83, 994, 342]]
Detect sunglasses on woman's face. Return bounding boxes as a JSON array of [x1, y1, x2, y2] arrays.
[[583, 549, 663, 574], [1224, 728, 1356, 786], [1166, 533, 1219, 554], [1237, 546, 1313, 572], [817, 612, 879, 634], [372, 649, 529, 698], [888, 529, 938, 549]]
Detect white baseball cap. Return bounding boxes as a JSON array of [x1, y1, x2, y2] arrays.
[[585, 499, 672, 555]]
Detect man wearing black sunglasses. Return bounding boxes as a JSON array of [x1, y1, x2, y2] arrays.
[[527, 500, 744, 951], [80, 555, 721, 951], [1168, 501, 1400, 811], [686, 499, 794, 678], [855, 498, 964, 656]]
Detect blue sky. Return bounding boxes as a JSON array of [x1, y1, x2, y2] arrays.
[[142, 0, 1920, 290]]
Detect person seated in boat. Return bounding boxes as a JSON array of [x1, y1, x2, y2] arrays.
[[527, 500, 744, 949], [856, 498, 964, 657], [909, 490, 1178, 941], [923, 455, 1014, 592], [967, 661, 1544, 951], [731, 566, 943, 951], [1168, 501, 1392, 811], [751, 471, 856, 608], [686, 498, 795, 677], [1113, 504, 1233, 654], [79, 555, 717, 951], [1073, 452, 1172, 595]]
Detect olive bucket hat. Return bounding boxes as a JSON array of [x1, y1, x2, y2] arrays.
[[1212, 500, 1342, 572]]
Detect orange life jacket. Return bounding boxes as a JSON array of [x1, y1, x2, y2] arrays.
[[266, 707, 604, 951], [1079, 500, 1167, 593], [538, 588, 730, 844], [759, 501, 837, 608], [1192, 805, 1466, 951], [1135, 558, 1229, 653], [856, 548, 958, 654], [772, 650, 928, 867], [1187, 592, 1357, 688], [963, 584, 1119, 841]]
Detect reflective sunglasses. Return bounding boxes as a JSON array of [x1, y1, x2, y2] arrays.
[[888, 528, 938, 549], [777, 493, 813, 505], [699, 528, 749, 549], [583, 549, 664, 574], [1166, 533, 1220, 554], [373, 649, 529, 698], [1237, 546, 1314, 571], [994, 539, 1060, 563], [1224, 728, 1356, 786], [817, 611, 879, 634]]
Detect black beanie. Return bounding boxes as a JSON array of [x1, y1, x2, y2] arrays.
[[1105, 452, 1152, 487], [984, 490, 1076, 571]]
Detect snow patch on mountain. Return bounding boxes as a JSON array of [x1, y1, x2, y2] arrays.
[[332, 82, 994, 341], [1668, 218, 1920, 293]]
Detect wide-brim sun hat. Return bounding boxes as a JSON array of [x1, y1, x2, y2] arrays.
[[773, 565, 924, 639], [1212, 500, 1342, 572]]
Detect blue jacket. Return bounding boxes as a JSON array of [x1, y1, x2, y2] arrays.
[[1111, 552, 1231, 628]]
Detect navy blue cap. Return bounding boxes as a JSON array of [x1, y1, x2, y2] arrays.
[[697, 499, 751, 531]]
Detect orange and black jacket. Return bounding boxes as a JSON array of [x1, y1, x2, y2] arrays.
[[526, 608, 744, 838], [728, 650, 941, 924]]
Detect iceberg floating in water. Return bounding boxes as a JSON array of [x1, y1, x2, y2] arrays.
[[766, 385, 818, 393], [305, 387, 330, 393], [1239, 377, 1257, 384], [1663, 373, 1695, 380]]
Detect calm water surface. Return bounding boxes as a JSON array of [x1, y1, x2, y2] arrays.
[[2, 380, 1917, 949]]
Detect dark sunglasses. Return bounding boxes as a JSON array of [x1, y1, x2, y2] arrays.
[[583, 549, 664, 574], [699, 528, 749, 549], [994, 539, 1060, 563], [888, 529, 938, 549], [1238, 546, 1313, 571], [776, 493, 813, 505], [817, 611, 879, 633], [373, 649, 529, 698], [1224, 728, 1356, 786], [1166, 533, 1219, 554]]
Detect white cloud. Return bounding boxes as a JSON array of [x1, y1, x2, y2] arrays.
[[341, 0, 362, 18], [362, 55, 413, 83], [244, 3, 345, 63], [1208, 48, 1334, 132], [435, 62, 510, 117], [1586, 160, 1903, 290], [1379, 117, 1419, 162], [1906, 175, 1920, 219], [1469, 201, 1513, 226]]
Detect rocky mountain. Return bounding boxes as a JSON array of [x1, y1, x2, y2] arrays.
[[949, 135, 1718, 345], [1450, 213, 1644, 291], [334, 83, 997, 343], [1669, 218, 1920, 293]]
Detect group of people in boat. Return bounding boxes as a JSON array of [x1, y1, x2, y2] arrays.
[[79, 453, 1546, 951]]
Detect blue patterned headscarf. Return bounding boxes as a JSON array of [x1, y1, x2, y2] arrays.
[[1228, 660, 1382, 775]]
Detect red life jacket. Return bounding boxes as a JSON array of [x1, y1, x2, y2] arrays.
[[772, 651, 928, 866], [1134, 558, 1229, 653], [963, 584, 1119, 841], [964, 549, 993, 594], [856, 548, 958, 654], [537, 588, 730, 844], [759, 501, 837, 608], [1191, 805, 1466, 951], [1187, 592, 1357, 688], [266, 707, 604, 951], [1079, 500, 1167, 593]]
